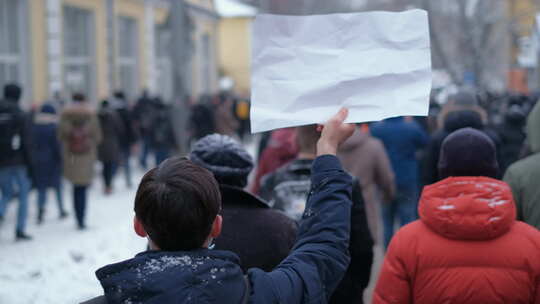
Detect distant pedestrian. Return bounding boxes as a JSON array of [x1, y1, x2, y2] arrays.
[[504, 101, 540, 229], [58, 93, 101, 230], [190, 134, 297, 272], [496, 104, 527, 175], [374, 128, 540, 304], [97, 100, 125, 195], [260, 125, 373, 304], [0, 83, 33, 240], [112, 91, 137, 188], [371, 116, 428, 248], [133, 91, 155, 169], [30, 103, 67, 224], [149, 101, 176, 166], [214, 94, 239, 138]]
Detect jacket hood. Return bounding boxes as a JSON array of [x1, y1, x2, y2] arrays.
[[62, 104, 93, 121], [340, 129, 368, 152], [220, 185, 269, 208], [527, 102, 540, 153], [419, 177, 516, 241], [96, 250, 246, 304]]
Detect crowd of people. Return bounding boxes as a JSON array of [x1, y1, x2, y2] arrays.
[[2, 79, 540, 303]]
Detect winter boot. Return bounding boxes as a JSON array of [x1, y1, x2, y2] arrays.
[[37, 208, 45, 225], [15, 230, 32, 241]]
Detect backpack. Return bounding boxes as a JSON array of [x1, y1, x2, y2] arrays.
[[68, 121, 91, 154]]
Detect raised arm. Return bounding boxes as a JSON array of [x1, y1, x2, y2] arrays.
[[248, 109, 355, 303]]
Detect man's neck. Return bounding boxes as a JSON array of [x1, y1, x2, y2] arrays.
[[297, 152, 317, 160]]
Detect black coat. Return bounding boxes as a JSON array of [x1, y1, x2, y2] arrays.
[[98, 108, 125, 162], [214, 185, 297, 272], [0, 100, 31, 168]]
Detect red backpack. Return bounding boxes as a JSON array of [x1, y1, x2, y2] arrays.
[[68, 121, 91, 154]]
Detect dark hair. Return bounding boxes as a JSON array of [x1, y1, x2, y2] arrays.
[[3, 83, 22, 102], [73, 93, 86, 103], [296, 125, 320, 154], [134, 157, 222, 251]]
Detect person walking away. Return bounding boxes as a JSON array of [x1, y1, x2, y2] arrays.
[[58, 93, 101, 230], [373, 128, 540, 304], [338, 124, 395, 244], [149, 101, 176, 165], [132, 91, 155, 169], [30, 103, 67, 224], [97, 100, 125, 195], [371, 116, 428, 248], [112, 91, 136, 188], [260, 125, 374, 304], [85, 108, 355, 304], [189, 134, 297, 272], [504, 101, 540, 229], [251, 128, 299, 194], [0, 83, 33, 240], [497, 104, 527, 175]]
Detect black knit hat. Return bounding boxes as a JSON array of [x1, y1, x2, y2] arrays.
[[190, 134, 254, 187], [438, 128, 499, 179]]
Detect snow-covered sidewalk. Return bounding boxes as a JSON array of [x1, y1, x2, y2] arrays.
[[0, 171, 147, 304]]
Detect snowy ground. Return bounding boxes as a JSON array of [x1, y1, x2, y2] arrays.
[[0, 168, 147, 304], [0, 141, 384, 303]]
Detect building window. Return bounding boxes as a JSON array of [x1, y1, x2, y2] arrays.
[[0, 0, 21, 93], [155, 24, 173, 101], [117, 16, 138, 99], [63, 6, 94, 100]]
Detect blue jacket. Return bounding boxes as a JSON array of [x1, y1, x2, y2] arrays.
[[95, 155, 352, 303], [30, 112, 62, 188], [370, 117, 427, 188]]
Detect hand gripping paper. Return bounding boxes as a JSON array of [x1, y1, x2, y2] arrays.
[[250, 10, 432, 133]]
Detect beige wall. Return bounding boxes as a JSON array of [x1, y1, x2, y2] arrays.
[[218, 18, 252, 95], [117, 0, 147, 93], [29, 0, 47, 103]]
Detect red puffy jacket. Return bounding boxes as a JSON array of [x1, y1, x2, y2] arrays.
[[373, 177, 540, 304]]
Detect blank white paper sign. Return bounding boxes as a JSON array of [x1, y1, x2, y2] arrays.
[[250, 10, 432, 133]]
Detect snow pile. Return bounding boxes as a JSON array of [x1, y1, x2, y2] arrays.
[[0, 171, 146, 304]]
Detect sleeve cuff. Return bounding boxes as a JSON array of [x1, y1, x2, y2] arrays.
[[312, 155, 343, 174]]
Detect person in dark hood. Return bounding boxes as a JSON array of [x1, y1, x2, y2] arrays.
[[0, 83, 33, 240], [30, 103, 67, 223], [189, 134, 297, 272], [260, 125, 374, 304], [86, 109, 355, 304], [496, 104, 527, 175]]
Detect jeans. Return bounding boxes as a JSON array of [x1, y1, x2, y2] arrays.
[[102, 161, 117, 189], [382, 185, 419, 249], [73, 185, 87, 228], [121, 147, 132, 188], [37, 183, 65, 214], [0, 166, 31, 232], [139, 136, 152, 169]]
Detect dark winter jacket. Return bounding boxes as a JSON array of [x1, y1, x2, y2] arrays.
[[94, 155, 352, 303], [214, 185, 297, 272], [98, 108, 125, 163], [115, 104, 137, 149], [30, 107, 62, 188], [260, 158, 373, 304], [149, 106, 176, 150], [496, 113, 526, 175], [370, 117, 428, 189], [0, 100, 31, 168]]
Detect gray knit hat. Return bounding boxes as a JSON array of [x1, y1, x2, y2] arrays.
[[190, 134, 254, 187]]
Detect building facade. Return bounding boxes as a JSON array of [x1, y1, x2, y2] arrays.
[[0, 0, 220, 107]]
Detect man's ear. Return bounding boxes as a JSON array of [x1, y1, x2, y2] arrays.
[[133, 215, 147, 238], [210, 215, 222, 239]]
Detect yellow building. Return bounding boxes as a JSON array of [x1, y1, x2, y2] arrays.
[[0, 0, 220, 107], [215, 0, 256, 96]]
